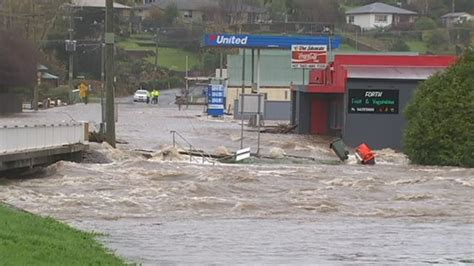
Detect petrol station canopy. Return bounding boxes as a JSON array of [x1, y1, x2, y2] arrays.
[[203, 33, 342, 49]]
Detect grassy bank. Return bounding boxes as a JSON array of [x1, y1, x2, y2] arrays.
[[118, 37, 200, 72], [0, 204, 125, 265]]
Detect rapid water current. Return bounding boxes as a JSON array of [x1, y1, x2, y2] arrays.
[[1, 95, 473, 264]]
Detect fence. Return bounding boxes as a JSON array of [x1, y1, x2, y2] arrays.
[[0, 123, 86, 153]]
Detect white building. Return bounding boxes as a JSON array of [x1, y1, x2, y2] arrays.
[[442, 12, 473, 28], [346, 2, 417, 30]]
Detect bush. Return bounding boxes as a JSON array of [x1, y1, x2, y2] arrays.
[[390, 39, 410, 51], [424, 29, 449, 49], [415, 17, 437, 31], [404, 48, 474, 167]]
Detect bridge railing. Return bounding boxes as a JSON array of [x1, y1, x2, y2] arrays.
[[0, 123, 87, 153]]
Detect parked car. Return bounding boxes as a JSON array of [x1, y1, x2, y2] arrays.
[[133, 90, 149, 103]]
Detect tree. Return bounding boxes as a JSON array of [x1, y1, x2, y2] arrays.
[[415, 17, 437, 31], [163, 3, 179, 25], [288, 0, 343, 23], [404, 48, 474, 167], [0, 29, 37, 90]]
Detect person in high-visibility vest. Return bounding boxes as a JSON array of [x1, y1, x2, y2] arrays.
[[151, 89, 160, 104], [79, 82, 90, 105]]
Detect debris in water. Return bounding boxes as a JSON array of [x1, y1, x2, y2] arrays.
[[269, 148, 286, 159]]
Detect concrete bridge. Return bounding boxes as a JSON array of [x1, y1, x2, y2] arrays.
[[0, 123, 88, 173]]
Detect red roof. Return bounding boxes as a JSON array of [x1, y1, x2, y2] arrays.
[[306, 54, 458, 94]]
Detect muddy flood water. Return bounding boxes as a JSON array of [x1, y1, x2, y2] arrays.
[[1, 93, 473, 264]]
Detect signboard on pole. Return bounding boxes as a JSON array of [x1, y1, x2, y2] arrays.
[[235, 147, 251, 162], [207, 84, 226, 117], [291, 45, 328, 69], [238, 94, 264, 115]]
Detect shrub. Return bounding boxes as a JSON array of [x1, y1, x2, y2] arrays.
[[415, 17, 437, 31], [424, 29, 449, 49], [404, 48, 474, 167], [390, 39, 410, 51]]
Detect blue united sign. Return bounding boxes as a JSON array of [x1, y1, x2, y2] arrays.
[[203, 34, 341, 49]]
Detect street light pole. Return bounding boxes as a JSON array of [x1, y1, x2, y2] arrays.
[[105, 0, 116, 147]]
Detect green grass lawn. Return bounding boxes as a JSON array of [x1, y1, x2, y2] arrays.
[[339, 43, 358, 52], [118, 38, 200, 72], [406, 41, 429, 53], [0, 204, 125, 265], [145, 47, 200, 71]]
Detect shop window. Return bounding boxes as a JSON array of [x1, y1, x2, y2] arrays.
[[375, 14, 388, 23]]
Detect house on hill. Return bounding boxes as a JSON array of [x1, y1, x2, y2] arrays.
[[136, 0, 267, 25], [346, 2, 417, 30], [442, 12, 473, 28], [137, 0, 216, 24], [71, 0, 132, 16]]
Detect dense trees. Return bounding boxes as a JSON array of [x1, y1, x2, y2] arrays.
[[404, 48, 474, 167], [0, 29, 37, 90]]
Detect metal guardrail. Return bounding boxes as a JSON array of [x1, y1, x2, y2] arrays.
[[170, 130, 215, 165], [0, 123, 86, 153]]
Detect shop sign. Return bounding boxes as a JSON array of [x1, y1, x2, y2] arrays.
[[203, 34, 341, 49], [348, 89, 399, 114], [291, 45, 328, 69]]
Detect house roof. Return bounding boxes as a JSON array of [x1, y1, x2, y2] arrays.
[[71, 0, 131, 9], [442, 12, 472, 18], [42, 72, 59, 80], [346, 2, 417, 15], [37, 64, 48, 71], [139, 0, 266, 13]]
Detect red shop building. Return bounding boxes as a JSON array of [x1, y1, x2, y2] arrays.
[[291, 54, 457, 150]]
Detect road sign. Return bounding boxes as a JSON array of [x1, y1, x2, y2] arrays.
[[235, 147, 251, 162], [291, 45, 328, 69]]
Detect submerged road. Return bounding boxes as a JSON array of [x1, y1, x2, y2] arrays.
[[1, 91, 473, 264]]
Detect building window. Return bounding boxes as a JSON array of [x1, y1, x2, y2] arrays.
[[375, 14, 388, 23], [348, 16, 355, 24], [184, 10, 193, 18]]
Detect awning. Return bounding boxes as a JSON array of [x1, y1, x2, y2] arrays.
[[345, 66, 447, 80]]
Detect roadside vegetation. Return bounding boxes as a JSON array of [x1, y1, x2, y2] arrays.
[[404, 47, 474, 167], [0, 204, 125, 265]]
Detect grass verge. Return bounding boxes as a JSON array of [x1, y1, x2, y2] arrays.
[[0, 204, 125, 265]]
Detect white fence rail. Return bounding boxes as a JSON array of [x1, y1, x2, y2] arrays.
[[0, 123, 86, 153]]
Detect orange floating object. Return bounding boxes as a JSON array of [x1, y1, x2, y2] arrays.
[[355, 143, 376, 165]]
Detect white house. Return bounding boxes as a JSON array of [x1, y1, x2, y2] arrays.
[[346, 2, 417, 30], [442, 12, 473, 28]]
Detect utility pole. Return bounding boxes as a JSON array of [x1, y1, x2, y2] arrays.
[[68, 12, 74, 97], [105, 0, 116, 147], [100, 41, 106, 134], [452, 0, 455, 13]]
